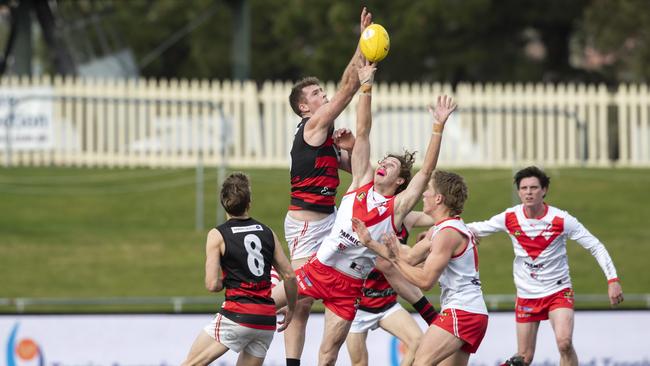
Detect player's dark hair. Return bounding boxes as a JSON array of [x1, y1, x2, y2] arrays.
[[384, 150, 416, 194], [431, 170, 468, 216], [514, 166, 550, 189], [220, 172, 251, 216], [289, 76, 321, 117]]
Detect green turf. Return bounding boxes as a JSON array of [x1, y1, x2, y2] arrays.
[[1, 167, 648, 312]]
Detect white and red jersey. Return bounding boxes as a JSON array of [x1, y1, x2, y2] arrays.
[[467, 204, 618, 298], [316, 182, 397, 279], [433, 217, 488, 315]]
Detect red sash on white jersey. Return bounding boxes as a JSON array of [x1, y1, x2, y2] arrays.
[[316, 182, 396, 279]]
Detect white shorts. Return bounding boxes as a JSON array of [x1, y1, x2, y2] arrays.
[[284, 210, 336, 260], [349, 302, 404, 334], [203, 313, 274, 358]]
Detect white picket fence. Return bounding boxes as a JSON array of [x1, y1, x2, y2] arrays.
[[1, 76, 649, 168]]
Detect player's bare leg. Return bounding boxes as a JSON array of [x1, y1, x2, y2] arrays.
[[549, 308, 578, 366], [236, 351, 265, 366], [379, 309, 422, 366], [438, 350, 470, 366], [345, 331, 369, 366], [413, 325, 464, 366], [182, 331, 229, 366], [516, 321, 540, 365], [271, 278, 288, 308], [282, 257, 314, 363], [319, 308, 353, 366]]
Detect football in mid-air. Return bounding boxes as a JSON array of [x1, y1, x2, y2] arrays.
[[359, 24, 390, 62]]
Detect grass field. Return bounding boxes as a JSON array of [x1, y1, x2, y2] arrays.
[[1, 167, 649, 312]]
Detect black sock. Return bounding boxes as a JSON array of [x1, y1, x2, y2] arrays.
[[412, 296, 437, 325], [287, 358, 301, 366]]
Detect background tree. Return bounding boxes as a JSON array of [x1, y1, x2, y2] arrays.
[[15, 0, 649, 83]]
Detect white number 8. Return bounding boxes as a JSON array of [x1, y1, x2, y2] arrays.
[[244, 234, 265, 277]]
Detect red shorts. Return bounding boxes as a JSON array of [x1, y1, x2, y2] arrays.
[[516, 288, 574, 323], [432, 308, 488, 354], [295, 257, 363, 321]]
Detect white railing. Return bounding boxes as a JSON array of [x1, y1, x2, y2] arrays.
[[2, 294, 649, 313], [2, 76, 649, 168]]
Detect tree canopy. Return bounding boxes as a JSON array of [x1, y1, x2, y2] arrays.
[[51, 0, 650, 82]]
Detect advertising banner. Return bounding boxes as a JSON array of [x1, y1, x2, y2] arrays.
[[1, 311, 649, 366], [0, 88, 54, 151]]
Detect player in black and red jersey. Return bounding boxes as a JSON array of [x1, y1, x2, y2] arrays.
[[182, 172, 297, 366], [275, 8, 373, 366]]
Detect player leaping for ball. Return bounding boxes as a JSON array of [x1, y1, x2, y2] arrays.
[[274, 8, 372, 366], [273, 59, 457, 365]]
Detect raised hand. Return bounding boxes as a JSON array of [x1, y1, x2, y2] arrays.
[[360, 7, 372, 34], [351, 217, 372, 245], [333, 128, 355, 151], [428, 95, 457, 125], [358, 59, 377, 86]]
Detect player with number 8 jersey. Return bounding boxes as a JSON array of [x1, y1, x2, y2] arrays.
[[217, 218, 278, 329], [182, 173, 297, 366]]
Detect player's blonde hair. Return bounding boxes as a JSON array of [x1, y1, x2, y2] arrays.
[[431, 170, 468, 216]]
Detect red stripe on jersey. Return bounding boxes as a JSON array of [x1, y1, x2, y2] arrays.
[[505, 212, 564, 260], [215, 313, 222, 342], [359, 269, 397, 309], [291, 175, 339, 189], [222, 301, 277, 317], [291, 190, 335, 205], [225, 287, 272, 299], [315, 155, 338, 168]]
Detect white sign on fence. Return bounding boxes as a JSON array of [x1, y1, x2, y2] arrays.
[[0, 311, 648, 366], [0, 87, 54, 151]]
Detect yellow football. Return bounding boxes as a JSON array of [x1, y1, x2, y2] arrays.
[[359, 24, 390, 62]]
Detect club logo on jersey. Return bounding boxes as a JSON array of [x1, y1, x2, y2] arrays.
[[563, 289, 574, 300], [356, 192, 367, 202], [320, 187, 336, 196], [514, 230, 522, 237]]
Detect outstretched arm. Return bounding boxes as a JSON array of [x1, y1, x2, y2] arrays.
[[348, 60, 377, 190], [394, 96, 457, 224], [403, 211, 436, 230], [466, 212, 507, 237], [304, 7, 372, 144], [204, 229, 224, 292]]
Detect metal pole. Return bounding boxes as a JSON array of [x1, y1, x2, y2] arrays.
[[196, 115, 205, 232], [216, 107, 228, 226], [3, 98, 16, 167], [196, 159, 204, 232]]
